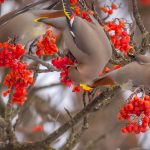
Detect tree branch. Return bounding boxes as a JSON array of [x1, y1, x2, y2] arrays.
[[14, 86, 120, 149], [24, 54, 57, 72], [132, 0, 147, 34], [132, 0, 150, 49]]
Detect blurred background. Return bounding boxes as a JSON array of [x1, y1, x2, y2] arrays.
[[0, 0, 150, 150]]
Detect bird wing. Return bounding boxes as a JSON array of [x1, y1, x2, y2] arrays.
[[0, 0, 58, 26], [32, 10, 65, 19], [134, 54, 150, 64], [34, 15, 67, 29], [63, 27, 87, 62], [91, 62, 145, 88]]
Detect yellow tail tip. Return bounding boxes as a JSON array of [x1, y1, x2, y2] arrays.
[[80, 84, 93, 91]]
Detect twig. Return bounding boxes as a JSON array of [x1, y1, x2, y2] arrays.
[[28, 38, 39, 54], [60, 92, 90, 150], [5, 89, 13, 121], [28, 68, 57, 73], [60, 130, 83, 150], [31, 83, 61, 93], [132, 0, 147, 34], [14, 86, 119, 149], [0, 4, 1, 16], [82, 92, 89, 129], [5, 89, 16, 145], [86, 124, 119, 150], [0, 96, 5, 117], [27, 63, 39, 93], [64, 108, 73, 120], [132, 0, 150, 50], [24, 54, 57, 72]]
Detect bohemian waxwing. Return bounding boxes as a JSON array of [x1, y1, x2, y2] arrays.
[[128, 148, 147, 150], [91, 54, 150, 88], [0, 12, 46, 43], [33, 0, 112, 84], [0, 0, 58, 43]]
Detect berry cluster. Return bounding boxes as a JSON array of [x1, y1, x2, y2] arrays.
[[0, 0, 4, 3], [70, 0, 78, 6], [37, 27, 89, 91], [105, 20, 132, 55], [140, 0, 150, 6], [3, 63, 33, 105], [0, 43, 25, 68], [69, 0, 92, 22], [36, 29, 58, 56], [118, 95, 150, 134], [101, 2, 118, 15], [0, 42, 33, 105], [73, 7, 92, 22], [52, 56, 75, 86]]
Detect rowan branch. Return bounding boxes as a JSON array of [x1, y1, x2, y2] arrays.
[[132, 0, 150, 50], [13, 86, 120, 150], [24, 54, 57, 72]]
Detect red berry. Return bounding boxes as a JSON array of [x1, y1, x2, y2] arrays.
[[143, 116, 149, 123], [105, 67, 111, 73], [101, 7, 109, 13], [121, 128, 127, 133], [127, 104, 134, 111], [108, 9, 113, 15], [72, 86, 80, 92], [111, 3, 118, 9]]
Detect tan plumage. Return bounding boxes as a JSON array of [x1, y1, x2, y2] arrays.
[[92, 54, 150, 88], [33, 9, 112, 84], [128, 148, 147, 150], [134, 54, 150, 64], [0, 0, 59, 43], [63, 16, 112, 84], [32, 10, 64, 19], [0, 12, 46, 43]]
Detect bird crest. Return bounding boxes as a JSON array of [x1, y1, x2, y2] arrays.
[[61, 0, 74, 21], [61, 0, 75, 31]]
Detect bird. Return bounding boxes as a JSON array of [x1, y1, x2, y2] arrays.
[[0, 0, 59, 43], [0, 12, 46, 44], [33, 0, 112, 85], [134, 54, 150, 64], [128, 148, 147, 150], [91, 54, 150, 88]]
